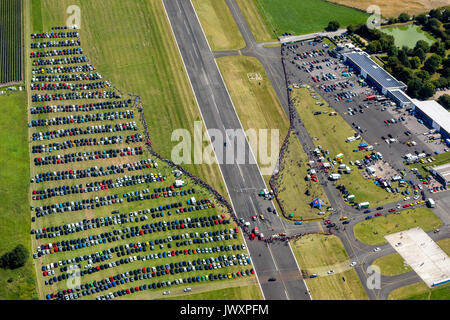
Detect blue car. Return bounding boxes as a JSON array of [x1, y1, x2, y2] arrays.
[[363, 210, 371, 214]]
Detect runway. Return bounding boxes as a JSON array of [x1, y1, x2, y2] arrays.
[[163, 0, 310, 300]]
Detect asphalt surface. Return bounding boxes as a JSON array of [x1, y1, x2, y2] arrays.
[[163, 0, 310, 300]]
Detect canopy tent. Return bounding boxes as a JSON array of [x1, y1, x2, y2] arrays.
[[310, 198, 324, 209]]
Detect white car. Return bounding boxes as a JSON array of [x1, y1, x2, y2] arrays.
[[373, 247, 381, 252], [163, 291, 170, 295], [350, 261, 357, 267], [327, 270, 334, 274]]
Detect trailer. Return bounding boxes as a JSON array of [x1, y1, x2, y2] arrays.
[[358, 202, 370, 209]]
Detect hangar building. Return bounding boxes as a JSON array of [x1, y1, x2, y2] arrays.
[[412, 99, 450, 140], [429, 163, 450, 187], [343, 51, 407, 95]]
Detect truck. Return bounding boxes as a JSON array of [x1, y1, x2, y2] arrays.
[[427, 198, 435, 208], [329, 173, 341, 180]]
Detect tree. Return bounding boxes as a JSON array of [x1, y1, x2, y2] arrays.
[[398, 49, 410, 67], [445, 39, 450, 50], [416, 13, 428, 25], [398, 12, 410, 23], [347, 24, 356, 34], [0, 245, 28, 269], [437, 94, 450, 110], [429, 9, 442, 21], [386, 44, 398, 57], [414, 40, 430, 53], [416, 70, 430, 80], [423, 54, 442, 74], [367, 40, 382, 53], [427, 18, 441, 29], [413, 47, 426, 62], [407, 78, 423, 98], [418, 81, 436, 99], [327, 21, 340, 31], [409, 56, 421, 69]]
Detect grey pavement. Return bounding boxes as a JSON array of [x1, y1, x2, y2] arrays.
[[163, 0, 310, 300]]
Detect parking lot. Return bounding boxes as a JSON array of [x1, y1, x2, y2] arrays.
[[283, 38, 448, 193]]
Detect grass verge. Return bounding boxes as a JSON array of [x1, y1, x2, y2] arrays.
[[192, 0, 246, 51], [216, 55, 289, 185], [371, 253, 412, 276], [235, 0, 277, 43], [290, 234, 367, 299], [388, 282, 450, 300], [273, 131, 330, 220]]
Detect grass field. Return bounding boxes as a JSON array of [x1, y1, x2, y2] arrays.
[[0, 91, 37, 300], [254, 0, 369, 36], [290, 234, 367, 299], [329, 0, 449, 17], [388, 281, 450, 300], [291, 87, 405, 205], [36, 0, 228, 199], [353, 208, 442, 245], [437, 238, 450, 255], [372, 253, 412, 276], [216, 55, 289, 183], [273, 131, 330, 220], [192, 0, 245, 51], [235, 0, 276, 43]]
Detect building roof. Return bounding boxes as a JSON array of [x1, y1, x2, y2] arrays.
[[344, 51, 406, 89], [412, 99, 450, 135], [431, 162, 450, 182], [389, 89, 413, 104]]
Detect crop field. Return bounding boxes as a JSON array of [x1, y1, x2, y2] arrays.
[[273, 131, 331, 220], [0, 0, 23, 84], [353, 208, 442, 245], [328, 0, 449, 17], [291, 87, 405, 205], [26, 14, 258, 301], [290, 234, 367, 300], [192, 0, 245, 51], [35, 0, 228, 200], [216, 55, 289, 184], [0, 90, 37, 300], [253, 0, 369, 36]]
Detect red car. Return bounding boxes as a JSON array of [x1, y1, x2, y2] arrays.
[[252, 216, 257, 221], [403, 204, 410, 208], [324, 219, 331, 225], [375, 213, 382, 217], [388, 208, 396, 213]]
